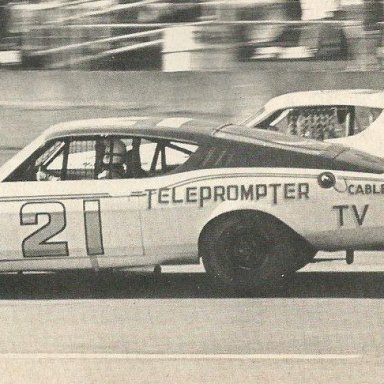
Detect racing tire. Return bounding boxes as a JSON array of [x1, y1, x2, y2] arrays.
[[200, 211, 316, 293]]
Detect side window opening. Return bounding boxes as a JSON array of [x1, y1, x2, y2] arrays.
[[34, 138, 98, 181], [140, 140, 198, 176], [258, 106, 355, 140], [4, 136, 201, 182], [164, 142, 197, 171], [65, 136, 199, 179], [65, 139, 97, 180], [286, 107, 347, 140]]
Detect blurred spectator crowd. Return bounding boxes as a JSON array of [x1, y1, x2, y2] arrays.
[[0, 0, 383, 70]]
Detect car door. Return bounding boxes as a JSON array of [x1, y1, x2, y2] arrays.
[[0, 136, 143, 272], [131, 138, 205, 264]]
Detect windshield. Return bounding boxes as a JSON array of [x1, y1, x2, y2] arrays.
[[0, 135, 45, 182]]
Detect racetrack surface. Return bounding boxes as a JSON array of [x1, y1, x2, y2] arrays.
[[0, 254, 383, 384]]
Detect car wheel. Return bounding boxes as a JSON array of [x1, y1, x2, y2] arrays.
[[200, 211, 316, 292]]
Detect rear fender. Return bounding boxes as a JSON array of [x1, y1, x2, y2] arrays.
[[201, 201, 270, 230]]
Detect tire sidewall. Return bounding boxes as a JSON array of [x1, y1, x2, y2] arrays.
[[201, 212, 313, 291]]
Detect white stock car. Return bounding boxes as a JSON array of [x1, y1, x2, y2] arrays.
[[1, 115, 384, 291], [242, 89, 384, 158]]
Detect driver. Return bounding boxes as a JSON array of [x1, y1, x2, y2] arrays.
[[36, 168, 60, 181], [98, 139, 127, 179]]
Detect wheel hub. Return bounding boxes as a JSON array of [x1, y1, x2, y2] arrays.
[[223, 226, 269, 271]]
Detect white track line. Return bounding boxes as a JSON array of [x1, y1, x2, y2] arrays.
[[0, 353, 361, 360]]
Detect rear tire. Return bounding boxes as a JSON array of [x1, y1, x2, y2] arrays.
[[200, 212, 316, 292]]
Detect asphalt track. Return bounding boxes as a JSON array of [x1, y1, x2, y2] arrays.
[[1, 127, 384, 383], [0, 254, 380, 383]]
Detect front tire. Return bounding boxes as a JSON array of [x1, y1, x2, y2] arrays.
[[200, 212, 316, 292]]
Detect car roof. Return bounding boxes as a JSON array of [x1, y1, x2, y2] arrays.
[[44, 115, 347, 154], [44, 117, 219, 144], [44, 116, 336, 153], [264, 89, 384, 111]]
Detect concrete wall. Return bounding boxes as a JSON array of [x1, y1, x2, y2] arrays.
[[1, 70, 384, 148]]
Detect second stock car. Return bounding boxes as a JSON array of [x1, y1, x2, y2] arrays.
[[1, 116, 384, 291], [242, 89, 384, 158]]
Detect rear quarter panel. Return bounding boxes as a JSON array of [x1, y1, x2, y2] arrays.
[[138, 167, 384, 263]]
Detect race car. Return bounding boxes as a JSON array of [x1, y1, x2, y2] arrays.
[[0, 115, 384, 291], [242, 89, 384, 158]]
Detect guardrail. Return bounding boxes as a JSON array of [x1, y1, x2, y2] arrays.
[[48, 0, 161, 24], [49, 38, 163, 68], [30, 28, 164, 56]]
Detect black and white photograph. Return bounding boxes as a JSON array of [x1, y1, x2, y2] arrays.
[[0, 0, 383, 383]]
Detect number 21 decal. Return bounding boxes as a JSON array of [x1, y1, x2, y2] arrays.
[[20, 200, 104, 258]]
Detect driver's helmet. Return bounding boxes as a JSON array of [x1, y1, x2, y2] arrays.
[[103, 139, 126, 165]]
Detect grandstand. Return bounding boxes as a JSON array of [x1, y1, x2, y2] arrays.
[[0, 1, 381, 71], [4, 0, 204, 69]]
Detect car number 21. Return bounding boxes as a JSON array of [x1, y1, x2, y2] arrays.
[[20, 200, 104, 258]]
